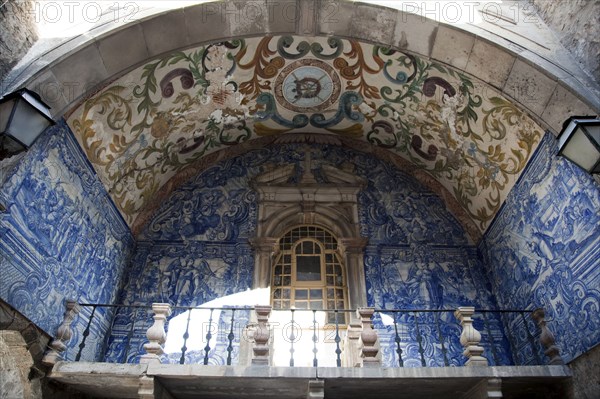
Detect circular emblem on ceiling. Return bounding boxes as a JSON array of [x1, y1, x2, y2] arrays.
[[274, 59, 341, 113]]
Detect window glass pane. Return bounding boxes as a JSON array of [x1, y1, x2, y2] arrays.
[[296, 256, 321, 281], [283, 276, 291, 285], [295, 289, 308, 299], [328, 312, 341, 324], [284, 255, 291, 264], [274, 265, 282, 275], [274, 289, 281, 299], [300, 241, 313, 254], [310, 301, 323, 310], [310, 289, 323, 299], [284, 265, 291, 274], [326, 276, 334, 285], [274, 275, 282, 285], [282, 289, 291, 299], [327, 313, 336, 324], [295, 301, 308, 309]]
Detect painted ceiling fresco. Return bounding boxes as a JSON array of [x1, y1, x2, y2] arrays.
[[67, 35, 544, 234]]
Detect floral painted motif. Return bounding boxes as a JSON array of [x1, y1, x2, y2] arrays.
[[68, 35, 543, 234]]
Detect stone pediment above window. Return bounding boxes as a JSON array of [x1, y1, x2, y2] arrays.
[[252, 148, 367, 205], [320, 164, 367, 188]]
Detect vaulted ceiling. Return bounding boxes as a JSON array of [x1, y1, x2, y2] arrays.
[[66, 34, 545, 239], [6, 1, 598, 241]]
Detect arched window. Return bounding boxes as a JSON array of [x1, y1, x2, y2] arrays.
[[271, 226, 348, 323]]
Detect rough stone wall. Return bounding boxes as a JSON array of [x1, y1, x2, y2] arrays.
[[0, 330, 43, 399], [530, 0, 600, 84], [0, 0, 38, 80], [568, 343, 600, 399]]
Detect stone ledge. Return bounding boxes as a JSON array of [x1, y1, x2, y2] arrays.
[[47, 362, 572, 399]]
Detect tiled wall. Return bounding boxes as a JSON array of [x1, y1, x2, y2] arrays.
[[107, 143, 509, 366], [481, 132, 600, 364], [3, 125, 597, 367], [0, 121, 134, 361], [352, 146, 510, 367]]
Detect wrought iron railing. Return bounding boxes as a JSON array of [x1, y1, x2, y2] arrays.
[[41, 301, 564, 369]]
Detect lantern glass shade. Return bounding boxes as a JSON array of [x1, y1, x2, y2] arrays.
[[557, 117, 600, 174], [0, 89, 54, 158]]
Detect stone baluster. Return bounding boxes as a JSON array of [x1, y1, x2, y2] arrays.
[[343, 321, 362, 367], [42, 299, 81, 366], [140, 303, 172, 364], [531, 308, 565, 365], [357, 308, 380, 367], [252, 305, 272, 365], [455, 307, 488, 366]]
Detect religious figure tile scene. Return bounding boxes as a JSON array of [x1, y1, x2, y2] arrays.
[[0, 121, 134, 361], [480, 133, 600, 364], [98, 142, 514, 366]]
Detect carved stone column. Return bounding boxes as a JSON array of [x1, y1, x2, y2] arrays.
[[252, 305, 272, 365], [42, 299, 80, 366], [455, 307, 488, 366], [531, 308, 565, 365], [357, 308, 380, 367], [140, 303, 171, 364], [340, 237, 368, 320], [250, 237, 278, 288]]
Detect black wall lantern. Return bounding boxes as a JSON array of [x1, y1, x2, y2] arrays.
[[0, 88, 55, 160], [557, 116, 600, 174]]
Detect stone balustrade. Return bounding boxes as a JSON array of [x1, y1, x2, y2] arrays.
[[251, 305, 272, 366], [454, 307, 488, 367], [41, 301, 567, 369], [357, 308, 380, 367], [140, 303, 172, 364], [531, 308, 565, 365], [42, 299, 80, 366]]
